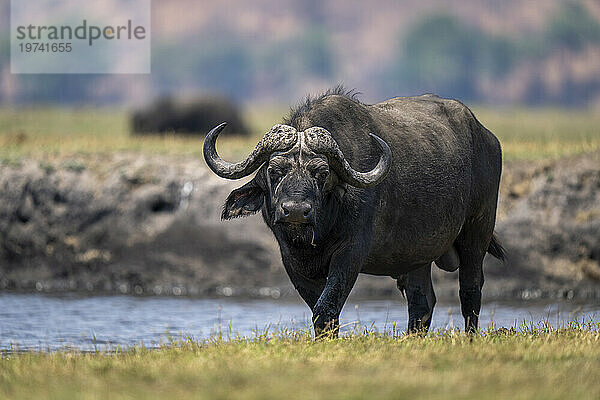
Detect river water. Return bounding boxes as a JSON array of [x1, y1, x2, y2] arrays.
[[1, 293, 598, 351]]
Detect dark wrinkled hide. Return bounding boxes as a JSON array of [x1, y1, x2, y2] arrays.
[[207, 88, 504, 335], [131, 96, 249, 136]]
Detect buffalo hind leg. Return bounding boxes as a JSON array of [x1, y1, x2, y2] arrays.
[[399, 264, 436, 333], [455, 217, 494, 333], [457, 252, 485, 332]]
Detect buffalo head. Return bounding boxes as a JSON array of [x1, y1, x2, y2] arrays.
[[203, 122, 392, 246]]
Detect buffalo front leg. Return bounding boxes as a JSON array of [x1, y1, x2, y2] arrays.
[[401, 263, 436, 333], [312, 247, 362, 338]]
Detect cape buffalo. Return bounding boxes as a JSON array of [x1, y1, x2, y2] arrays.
[[132, 96, 249, 136], [203, 87, 505, 335]]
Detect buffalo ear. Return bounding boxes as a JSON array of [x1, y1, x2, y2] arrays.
[[222, 180, 264, 220]]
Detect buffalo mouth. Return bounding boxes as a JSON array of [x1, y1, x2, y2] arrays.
[[276, 222, 317, 247], [275, 220, 314, 226]]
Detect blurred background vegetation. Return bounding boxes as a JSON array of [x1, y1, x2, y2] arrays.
[[1, 0, 600, 107], [1, 0, 599, 162]]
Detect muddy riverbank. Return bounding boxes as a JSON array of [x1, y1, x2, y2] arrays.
[[0, 152, 598, 300]]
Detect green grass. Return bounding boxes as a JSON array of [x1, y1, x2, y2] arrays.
[[0, 106, 598, 161], [474, 107, 600, 160], [1, 324, 599, 399], [0, 105, 282, 162]]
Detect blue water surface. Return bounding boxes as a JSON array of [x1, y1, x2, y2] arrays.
[[1, 293, 598, 351]]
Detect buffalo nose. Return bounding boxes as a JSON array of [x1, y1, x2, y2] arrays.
[[281, 201, 312, 223]]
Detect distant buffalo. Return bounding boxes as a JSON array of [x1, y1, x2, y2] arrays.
[[204, 87, 505, 336], [131, 96, 250, 136]]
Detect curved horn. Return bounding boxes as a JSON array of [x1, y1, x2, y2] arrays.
[[203, 123, 299, 179], [304, 128, 392, 188]]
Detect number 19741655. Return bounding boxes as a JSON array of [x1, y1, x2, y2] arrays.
[[19, 43, 72, 53]]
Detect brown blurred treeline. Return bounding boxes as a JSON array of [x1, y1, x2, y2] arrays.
[[0, 0, 599, 106]]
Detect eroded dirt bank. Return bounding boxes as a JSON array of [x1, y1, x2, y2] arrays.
[[0, 152, 598, 300]]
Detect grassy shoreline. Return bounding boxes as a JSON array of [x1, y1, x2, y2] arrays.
[[1, 325, 600, 399]]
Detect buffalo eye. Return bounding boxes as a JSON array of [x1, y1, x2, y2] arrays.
[[267, 166, 284, 184], [308, 163, 329, 185], [314, 167, 329, 182], [267, 156, 291, 185]]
